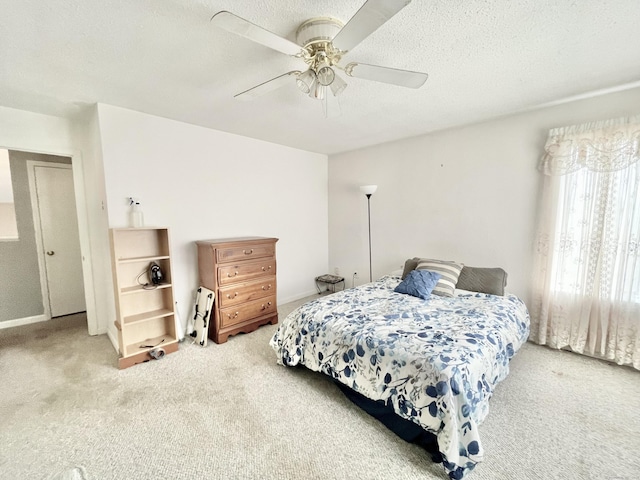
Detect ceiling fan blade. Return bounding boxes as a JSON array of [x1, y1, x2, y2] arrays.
[[234, 71, 301, 100], [211, 11, 302, 56], [332, 0, 412, 53], [344, 62, 428, 88]]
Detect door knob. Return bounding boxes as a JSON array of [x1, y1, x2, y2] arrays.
[[46, 251, 55, 256]]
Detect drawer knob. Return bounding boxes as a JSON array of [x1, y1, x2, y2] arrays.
[[262, 284, 271, 291], [227, 271, 239, 277], [227, 312, 239, 319], [243, 249, 254, 255], [261, 301, 272, 310], [226, 292, 239, 299], [261, 265, 272, 272]]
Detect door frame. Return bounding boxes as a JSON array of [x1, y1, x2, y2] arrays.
[[27, 161, 77, 320], [0, 144, 98, 335]]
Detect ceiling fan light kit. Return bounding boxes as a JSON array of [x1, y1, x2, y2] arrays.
[[296, 69, 317, 94], [330, 74, 348, 97], [311, 81, 326, 101], [211, 0, 428, 117], [316, 63, 336, 87]]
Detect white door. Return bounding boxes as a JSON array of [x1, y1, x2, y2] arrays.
[[33, 164, 86, 317]]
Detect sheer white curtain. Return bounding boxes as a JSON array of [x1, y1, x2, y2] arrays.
[[531, 115, 640, 370]]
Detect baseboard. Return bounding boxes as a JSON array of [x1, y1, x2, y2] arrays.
[[106, 328, 119, 353], [278, 289, 321, 306], [0, 314, 48, 329]]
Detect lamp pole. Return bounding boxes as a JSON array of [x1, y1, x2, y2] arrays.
[[366, 193, 373, 282], [359, 185, 377, 283]]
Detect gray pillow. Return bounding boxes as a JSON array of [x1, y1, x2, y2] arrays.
[[456, 266, 508, 296], [401, 257, 421, 279]]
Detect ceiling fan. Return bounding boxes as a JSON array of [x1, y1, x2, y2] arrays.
[[211, 0, 428, 117]]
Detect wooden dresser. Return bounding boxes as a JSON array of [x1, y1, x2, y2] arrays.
[[196, 237, 278, 344]]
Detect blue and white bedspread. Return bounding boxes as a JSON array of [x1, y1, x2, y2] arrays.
[[270, 275, 530, 479]]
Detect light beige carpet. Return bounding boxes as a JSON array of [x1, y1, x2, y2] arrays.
[[0, 296, 639, 480]]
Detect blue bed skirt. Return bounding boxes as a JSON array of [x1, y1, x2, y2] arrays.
[[334, 380, 442, 463]]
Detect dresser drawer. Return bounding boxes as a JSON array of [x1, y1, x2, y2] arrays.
[[219, 276, 276, 307], [218, 258, 276, 285], [216, 242, 275, 264], [219, 295, 277, 328]]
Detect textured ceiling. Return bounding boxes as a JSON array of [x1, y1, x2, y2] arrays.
[[1, 0, 639, 154]]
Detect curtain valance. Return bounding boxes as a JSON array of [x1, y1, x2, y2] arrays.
[[539, 115, 640, 176]]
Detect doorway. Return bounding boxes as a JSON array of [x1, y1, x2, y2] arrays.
[[0, 150, 86, 328], [28, 161, 86, 318]]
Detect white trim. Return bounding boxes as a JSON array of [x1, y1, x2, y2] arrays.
[[523, 80, 640, 112], [0, 314, 48, 329], [68, 150, 100, 335], [278, 289, 319, 305], [106, 328, 119, 353]]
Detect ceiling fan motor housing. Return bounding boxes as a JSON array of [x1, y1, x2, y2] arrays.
[[296, 17, 344, 48]]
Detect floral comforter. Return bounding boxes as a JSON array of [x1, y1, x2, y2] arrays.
[[269, 275, 530, 479]]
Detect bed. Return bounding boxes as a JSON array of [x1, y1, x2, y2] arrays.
[[269, 266, 530, 479]]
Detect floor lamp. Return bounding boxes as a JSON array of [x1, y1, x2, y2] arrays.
[[359, 185, 377, 282]]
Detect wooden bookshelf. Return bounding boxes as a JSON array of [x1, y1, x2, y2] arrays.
[[110, 227, 178, 369]]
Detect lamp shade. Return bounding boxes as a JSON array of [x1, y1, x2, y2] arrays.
[[317, 65, 335, 86], [330, 73, 348, 96], [296, 68, 317, 94], [359, 185, 378, 195], [309, 82, 326, 100]]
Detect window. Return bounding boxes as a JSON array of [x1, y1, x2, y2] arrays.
[[0, 148, 18, 240], [531, 116, 640, 369], [550, 163, 640, 303]]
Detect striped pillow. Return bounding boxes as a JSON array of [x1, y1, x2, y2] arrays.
[[416, 259, 463, 297]]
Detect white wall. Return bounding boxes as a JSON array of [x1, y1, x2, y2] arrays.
[[0, 203, 18, 238], [0, 148, 18, 239], [97, 104, 328, 339], [0, 106, 74, 153], [328, 87, 640, 306]]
